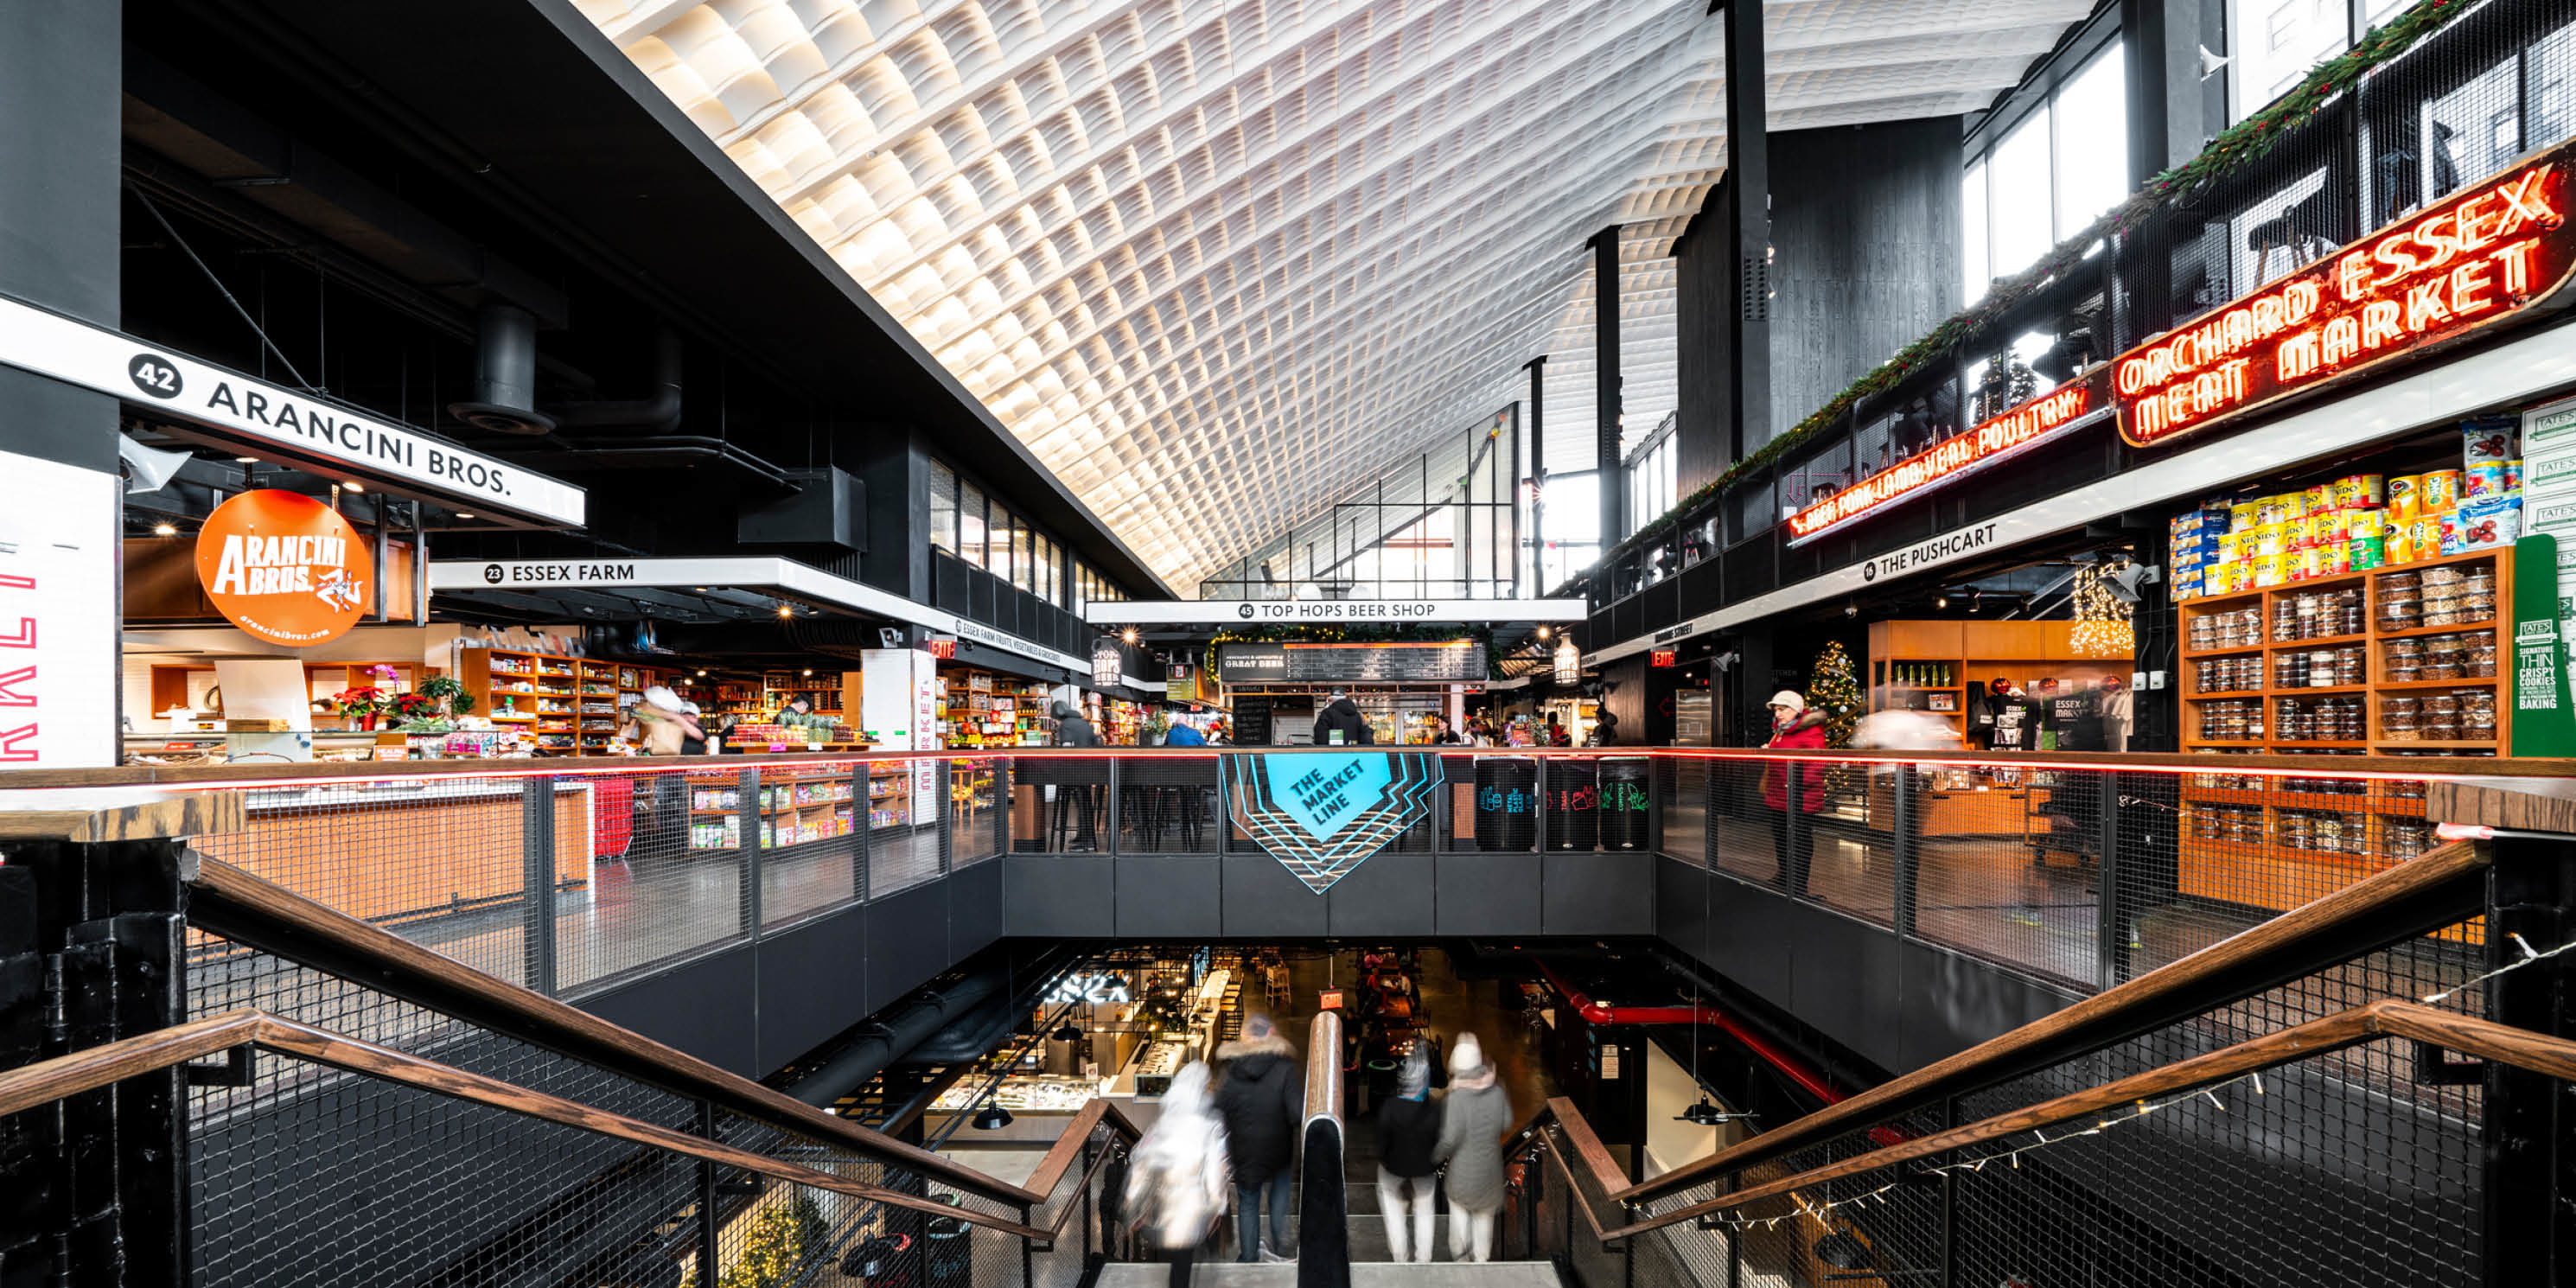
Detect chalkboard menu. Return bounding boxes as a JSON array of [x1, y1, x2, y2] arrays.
[[1232, 696, 1273, 745], [1217, 641, 1486, 684]]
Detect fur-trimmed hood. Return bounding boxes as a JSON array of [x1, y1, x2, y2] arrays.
[[1215, 1031, 1298, 1062]]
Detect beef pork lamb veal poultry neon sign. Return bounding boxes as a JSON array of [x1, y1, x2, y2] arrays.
[[2119, 143, 2576, 449]]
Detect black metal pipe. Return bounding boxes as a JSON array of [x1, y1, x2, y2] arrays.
[[556, 328, 684, 430]]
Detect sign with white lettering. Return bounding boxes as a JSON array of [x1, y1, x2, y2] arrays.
[[1787, 377, 2106, 545], [0, 295, 585, 526], [1859, 520, 2002, 585], [2118, 143, 2576, 449], [196, 489, 373, 647], [1044, 971, 1133, 1005], [1216, 640, 1487, 684], [1090, 597, 1585, 626], [1227, 751, 1443, 893], [0, 452, 118, 767]]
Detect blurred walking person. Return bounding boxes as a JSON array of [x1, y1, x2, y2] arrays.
[[1125, 1062, 1229, 1286], [1434, 1033, 1512, 1262], [1374, 1045, 1440, 1262], [1215, 1015, 1304, 1262]]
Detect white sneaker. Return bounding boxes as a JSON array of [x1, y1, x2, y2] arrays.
[[1259, 1249, 1293, 1263]]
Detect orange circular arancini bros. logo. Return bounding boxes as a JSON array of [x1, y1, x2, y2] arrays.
[[194, 489, 373, 647]]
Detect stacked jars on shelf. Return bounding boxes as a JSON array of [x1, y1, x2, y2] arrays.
[[2273, 587, 2366, 641], [2187, 606, 2261, 652], [2198, 699, 2262, 742], [2273, 695, 2363, 742], [2380, 687, 2498, 741], [2272, 646, 2364, 688], [2190, 803, 2264, 844], [2382, 634, 2496, 682], [2195, 655, 2263, 692], [2276, 809, 2369, 855], [2385, 819, 2435, 859]]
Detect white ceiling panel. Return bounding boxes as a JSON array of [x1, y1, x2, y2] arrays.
[[576, 0, 2092, 587]]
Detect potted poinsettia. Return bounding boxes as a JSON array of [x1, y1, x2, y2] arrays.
[[330, 686, 387, 730]]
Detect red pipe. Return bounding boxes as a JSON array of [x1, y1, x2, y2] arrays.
[[1533, 960, 1845, 1106]]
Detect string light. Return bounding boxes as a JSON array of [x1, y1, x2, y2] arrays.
[[2069, 564, 2133, 657], [2422, 933, 2576, 1004], [1680, 1071, 2273, 1233]]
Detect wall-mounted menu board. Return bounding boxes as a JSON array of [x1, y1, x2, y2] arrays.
[[1231, 696, 1273, 745], [1218, 640, 1486, 683]]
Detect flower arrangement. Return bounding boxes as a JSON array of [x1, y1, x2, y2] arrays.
[[330, 686, 388, 729]]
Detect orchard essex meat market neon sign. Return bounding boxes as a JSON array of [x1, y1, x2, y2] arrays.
[[2118, 146, 2576, 448]]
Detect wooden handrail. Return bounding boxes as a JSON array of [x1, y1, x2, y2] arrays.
[[0, 1008, 1051, 1240], [1614, 838, 2491, 1203], [1546, 1095, 1633, 1198], [1598, 1000, 2576, 1241], [187, 858, 1135, 1209], [1021, 1096, 1145, 1204]]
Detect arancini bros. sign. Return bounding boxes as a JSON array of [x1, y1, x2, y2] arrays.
[[194, 489, 373, 647], [2118, 143, 2576, 449]]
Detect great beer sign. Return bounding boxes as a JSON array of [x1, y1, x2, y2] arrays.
[[1786, 378, 2100, 546], [2119, 145, 2576, 449]]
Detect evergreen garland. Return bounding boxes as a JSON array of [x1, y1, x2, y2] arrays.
[[1592, 0, 2476, 571]]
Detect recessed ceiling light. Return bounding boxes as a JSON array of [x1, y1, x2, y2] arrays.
[[152, 522, 177, 536], [453, 512, 475, 520], [776, 603, 795, 619], [341, 481, 364, 492], [234, 456, 259, 464]]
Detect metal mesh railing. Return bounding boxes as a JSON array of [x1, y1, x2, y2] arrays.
[[1661, 749, 2498, 994]]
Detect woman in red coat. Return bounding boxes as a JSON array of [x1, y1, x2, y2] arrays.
[[1762, 691, 1828, 892]]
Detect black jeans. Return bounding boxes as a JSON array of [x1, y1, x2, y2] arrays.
[[1164, 1246, 1196, 1287]]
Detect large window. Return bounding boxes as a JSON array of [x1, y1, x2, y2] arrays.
[[1962, 42, 2126, 301], [929, 461, 957, 554], [959, 481, 988, 569], [1537, 471, 1601, 593], [1623, 423, 1676, 540]]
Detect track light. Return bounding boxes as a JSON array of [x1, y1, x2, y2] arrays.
[[1534, 625, 1552, 640], [152, 522, 178, 537], [1935, 594, 1948, 609], [1121, 628, 1138, 645]]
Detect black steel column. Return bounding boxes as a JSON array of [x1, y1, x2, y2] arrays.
[[2482, 837, 2574, 1288], [1891, 764, 1919, 938], [694, 1100, 725, 1285], [520, 775, 559, 996], [2095, 773, 2127, 991], [1720, 0, 1771, 462], [854, 762, 873, 901], [1527, 356, 1547, 590], [736, 768, 762, 934], [1593, 226, 1625, 544]]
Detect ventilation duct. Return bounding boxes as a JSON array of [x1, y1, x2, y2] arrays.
[[447, 303, 556, 436], [556, 328, 684, 431]]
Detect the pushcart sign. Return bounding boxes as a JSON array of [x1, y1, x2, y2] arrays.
[[2119, 144, 2576, 449], [0, 293, 585, 526], [1786, 376, 2104, 546]]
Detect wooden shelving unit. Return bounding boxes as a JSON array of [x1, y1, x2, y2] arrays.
[[1865, 621, 2129, 738], [462, 649, 580, 754], [937, 669, 1053, 749], [2176, 548, 2504, 916], [685, 763, 909, 850]]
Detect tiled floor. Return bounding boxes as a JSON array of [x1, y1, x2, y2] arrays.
[[336, 824, 959, 996]]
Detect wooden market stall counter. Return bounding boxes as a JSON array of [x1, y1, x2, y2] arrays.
[[190, 777, 597, 922], [0, 752, 908, 927]]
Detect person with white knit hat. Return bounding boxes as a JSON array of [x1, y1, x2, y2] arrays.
[[1433, 1031, 1512, 1262]]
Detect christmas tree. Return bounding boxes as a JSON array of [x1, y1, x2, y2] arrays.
[[1810, 641, 1861, 749]]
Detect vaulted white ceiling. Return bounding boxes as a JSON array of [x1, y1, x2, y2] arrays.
[[574, 0, 2089, 588]]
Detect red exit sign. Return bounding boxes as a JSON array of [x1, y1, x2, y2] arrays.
[[1650, 648, 1677, 667], [2119, 145, 2576, 448]]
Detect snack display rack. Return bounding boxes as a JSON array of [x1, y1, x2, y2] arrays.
[[688, 765, 876, 850]]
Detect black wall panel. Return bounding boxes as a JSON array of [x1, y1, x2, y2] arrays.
[[1542, 851, 1655, 934], [755, 904, 870, 1070], [1221, 854, 1329, 938], [1436, 853, 1543, 935], [1004, 855, 1116, 935], [949, 859, 1004, 961], [863, 882, 952, 1013], [1325, 851, 1435, 938], [577, 947, 762, 1076], [1654, 856, 1711, 962], [1116, 856, 1221, 936]]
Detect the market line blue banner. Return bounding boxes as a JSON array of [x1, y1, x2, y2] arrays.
[[1227, 751, 1443, 893]]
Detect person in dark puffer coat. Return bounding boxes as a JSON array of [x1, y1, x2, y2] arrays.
[[1215, 1016, 1304, 1262], [1373, 1044, 1441, 1262]]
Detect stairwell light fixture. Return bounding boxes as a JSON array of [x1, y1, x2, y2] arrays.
[[971, 1096, 1015, 1130]]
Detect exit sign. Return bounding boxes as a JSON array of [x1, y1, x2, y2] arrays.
[[1650, 648, 1677, 667]]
